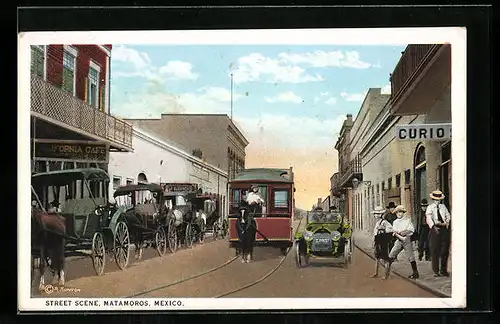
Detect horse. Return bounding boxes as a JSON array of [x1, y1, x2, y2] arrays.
[[31, 207, 67, 291], [236, 204, 257, 263]]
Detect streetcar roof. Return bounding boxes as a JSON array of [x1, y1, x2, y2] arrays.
[[113, 183, 164, 196], [230, 168, 293, 183], [31, 168, 110, 186]]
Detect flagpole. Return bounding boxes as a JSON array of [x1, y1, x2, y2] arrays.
[[230, 73, 233, 120]]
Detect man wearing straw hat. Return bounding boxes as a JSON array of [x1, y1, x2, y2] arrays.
[[384, 205, 420, 280], [426, 190, 451, 277]]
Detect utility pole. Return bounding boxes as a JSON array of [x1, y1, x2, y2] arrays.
[[230, 73, 233, 120]]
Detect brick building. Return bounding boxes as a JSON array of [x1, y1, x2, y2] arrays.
[[124, 114, 249, 179], [30, 44, 133, 203]]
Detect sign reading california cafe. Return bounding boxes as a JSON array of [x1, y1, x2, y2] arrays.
[[34, 139, 109, 163], [395, 123, 452, 141]]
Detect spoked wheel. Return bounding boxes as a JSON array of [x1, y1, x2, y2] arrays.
[[185, 223, 194, 249], [155, 226, 167, 256], [113, 221, 130, 270], [343, 237, 353, 268], [92, 232, 106, 276], [295, 241, 309, 268], [221, 219, 228, 239], [199, 220, 206, 244], [167, 221, 178, 253]]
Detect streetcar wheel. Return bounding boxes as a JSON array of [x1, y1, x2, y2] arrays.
[[167, 223, 178, 254], [185, 223, 193, 249], [113, 221, 130, 270], [155, 226, 167, 257], [92, 232, 106, 276]]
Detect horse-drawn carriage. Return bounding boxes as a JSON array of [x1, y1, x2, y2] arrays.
[[294, 209, 354, 268], [190, 193, 228, 241], [111, 183, 170, 261], [31, 168, 126, 289]]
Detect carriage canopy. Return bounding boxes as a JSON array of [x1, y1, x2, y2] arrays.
[[113, 183, 164, 197], [31, 168, 110, 187]]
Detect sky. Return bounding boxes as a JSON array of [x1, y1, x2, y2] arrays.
[[109, 44, 407, 209]]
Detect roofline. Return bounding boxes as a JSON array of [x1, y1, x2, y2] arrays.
[[132, 127, 228, 177]]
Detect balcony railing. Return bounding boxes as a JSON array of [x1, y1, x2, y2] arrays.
[[339, 156, 363, 188], [390, 44, 441, 105], [30, 74, 133, 151]]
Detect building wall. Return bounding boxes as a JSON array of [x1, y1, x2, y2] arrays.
[[126, 115, 248, 174], [108, 127, 228, 213], [45, 45, 111, 113]]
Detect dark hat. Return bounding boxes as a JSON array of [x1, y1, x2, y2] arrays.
[[386, 202, 396, 208], [250, 184, 259, 190], [420, 199, 429, 206]]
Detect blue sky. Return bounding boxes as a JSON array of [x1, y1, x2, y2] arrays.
[[109, 44, 406, 208]]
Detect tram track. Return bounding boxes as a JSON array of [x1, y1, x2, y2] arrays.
[[126, 217, 303, 298]]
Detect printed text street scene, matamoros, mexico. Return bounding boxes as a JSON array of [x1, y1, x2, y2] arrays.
[[21, 30, 464, 309]]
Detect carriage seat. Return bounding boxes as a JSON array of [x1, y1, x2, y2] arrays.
[[60, 198, 106, 238], [134, 203, 158, 226]]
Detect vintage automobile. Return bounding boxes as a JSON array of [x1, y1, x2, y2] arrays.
[[294, 209, 354, 268]]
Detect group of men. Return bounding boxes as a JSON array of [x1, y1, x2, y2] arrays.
[[371, 189, 452, 280]]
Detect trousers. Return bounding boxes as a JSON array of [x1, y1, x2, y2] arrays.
[[429, 226, 450, 274], [389, 236, 416, 262], [418, 225, 430, 258]]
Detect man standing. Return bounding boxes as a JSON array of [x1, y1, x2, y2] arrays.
[[417, 199, 431, 261], [426, 190, 451, 277], [383, 202, 397, 251], [246, 184, 265, 216]]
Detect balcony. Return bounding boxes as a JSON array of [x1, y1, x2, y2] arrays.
[[338, 156, 363, 188], [390, 44, 451, 116], [30, 74, 133, 152]]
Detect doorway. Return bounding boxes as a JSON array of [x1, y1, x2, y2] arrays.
[[414, 144, 427, 228]]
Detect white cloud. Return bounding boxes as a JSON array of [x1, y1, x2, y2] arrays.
[[278, 50, 373, 69], [159, 61, 199, 80], [265, 91, 303, 104], [340, 91, 368, 102], [112, 86, 244, 119], [325, 97, 338, 105], [381, 83, 392, 94], [112, 45, 198, 83], [234, 114, 346, 149], [320, 91, 330, 96], [231, 53, 324, 84]]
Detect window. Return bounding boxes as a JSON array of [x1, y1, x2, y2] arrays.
[[113, 176, 121, 189], [62, 50, 76, 95], [388, 177, 392, 189], [126, 178, 133, 185], [442, 142, 451, 163], [376, 184, 380, 206], [30, 45, 45, 78], [88, 65, 100, 109], [404, 169, 411, 185], [395, 174, 401, 188], [382, 181, 385, 191], [273, 190, 289, 208]]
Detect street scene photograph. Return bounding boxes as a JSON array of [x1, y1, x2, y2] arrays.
[[19, 28, 466, 310]]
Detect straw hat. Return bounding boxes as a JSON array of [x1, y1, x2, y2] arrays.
[[429, 190, 445, 200], [394, 205, 407, 213], [372, 206, 385, 214]]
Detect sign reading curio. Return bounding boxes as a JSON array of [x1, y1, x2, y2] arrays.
[[35, 140, 108, 162], [396, 123, 452, 141]]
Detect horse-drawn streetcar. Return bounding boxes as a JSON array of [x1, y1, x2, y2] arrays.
[[31, 168, 124, 289]]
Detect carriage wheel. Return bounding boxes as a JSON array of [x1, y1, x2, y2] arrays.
[[167, 221, 178, 253], [343, 237, 353, 267], [113, 221, 130, 270], [221, 219, 228, 239], [294, 242, 302, 268], [185, 223, 194, 249], [199, 221, 206, 244], [155, 226, 167, 257], [92, 232, 106, 276]]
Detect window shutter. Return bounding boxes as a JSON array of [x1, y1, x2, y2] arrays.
[[84, 77, 88, 103], [100, 84, 105, 112]]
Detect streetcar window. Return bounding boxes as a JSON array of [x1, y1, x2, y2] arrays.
[[273, 190, 289, 208], [233, 190, 240, 207]]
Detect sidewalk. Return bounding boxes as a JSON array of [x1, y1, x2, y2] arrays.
[[354, 230, 452, 297]]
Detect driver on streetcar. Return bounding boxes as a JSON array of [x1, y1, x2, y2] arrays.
[[246, 184, 265, 216]]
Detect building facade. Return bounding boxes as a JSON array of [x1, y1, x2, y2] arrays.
[[124, 114, 249, 180], [332, 44, 451, 234], [30, 44, 133, 180], [108, 127, 229, 217]]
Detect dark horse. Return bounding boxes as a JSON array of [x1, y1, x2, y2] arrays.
[[236, 202, 257, 263], [31, 201, 67, 291]]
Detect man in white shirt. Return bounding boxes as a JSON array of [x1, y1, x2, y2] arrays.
[[426, 190, 451, 277], [246, 184, 265, 216], [384, 205, 420, 280]]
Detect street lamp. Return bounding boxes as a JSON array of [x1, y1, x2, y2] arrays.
[[351, 177, 371, 189]]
